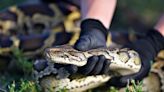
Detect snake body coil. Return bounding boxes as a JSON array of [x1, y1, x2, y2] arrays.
[[34, 45, 142, 92]]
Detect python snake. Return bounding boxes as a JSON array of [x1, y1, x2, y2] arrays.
[[34, 45, 142, 92], [34, 45, 164, 92], [0, 2, 81, 73], [0, 2, 80, 57], [0, 1, 163, 92]]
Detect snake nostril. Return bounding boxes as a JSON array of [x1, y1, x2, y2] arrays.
[[33, 59, 48, 72]]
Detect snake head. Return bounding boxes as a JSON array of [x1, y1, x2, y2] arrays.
[[44, 45, 87, 66]]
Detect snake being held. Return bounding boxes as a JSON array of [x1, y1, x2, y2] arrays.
[[34, 45, 142, 92]]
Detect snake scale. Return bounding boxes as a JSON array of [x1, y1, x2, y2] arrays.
[[34, 45, 142, 92], [34, 45, 164, 92]]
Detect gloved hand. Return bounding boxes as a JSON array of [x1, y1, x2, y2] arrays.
[[74, 19, 108, 51], [74, 19, 110, 75], [35, 19, 109, 77], [107, 29, 164, 87], [76, 28, 164, 87]]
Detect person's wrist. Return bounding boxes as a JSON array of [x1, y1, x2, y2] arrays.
[[154, 15, 164, 36], [154, 27, 164, 36]]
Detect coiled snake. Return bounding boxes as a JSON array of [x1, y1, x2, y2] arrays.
[[0, 1, 163, 92], [34, 45, 164, 92], [34, 45, 142, 92]]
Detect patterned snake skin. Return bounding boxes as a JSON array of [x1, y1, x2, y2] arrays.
[[0, 1, 163, 92], [34, 45, 142, 92], [0, 3, 58, 57], [0, 2, 80, 70], [34, 48, 164, 92]]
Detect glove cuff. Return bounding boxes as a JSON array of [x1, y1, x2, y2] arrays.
[[80, 19, 108, 40]]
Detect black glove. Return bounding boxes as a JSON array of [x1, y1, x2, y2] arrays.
[[107, 29, 164, 87], [34, 19, 109, 77], [74, 19, 108, 51], [77, 28, 164, 87], [74, 19, 110, 75], [78, 55, 111, 75]]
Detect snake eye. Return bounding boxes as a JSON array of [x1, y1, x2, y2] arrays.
[[33, 59, 48, 72]]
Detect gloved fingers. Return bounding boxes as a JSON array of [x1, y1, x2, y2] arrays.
[[74, 35, 107, 51], [107, 73, 142, 87], [90, 55, 106, 75], [74, 36, 91, 51], [78, 56, 98, 75], [106, 29, 164, 88], [107, 76, 127, 87], [107, 60, 151, 87], [63, 64, 78, 74], [100, 59, 111, 74]]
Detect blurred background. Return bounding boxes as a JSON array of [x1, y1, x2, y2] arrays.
[[0, 0, 163, 92]]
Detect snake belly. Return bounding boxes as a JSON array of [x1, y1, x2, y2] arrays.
[[34, 45, 141, 92]]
